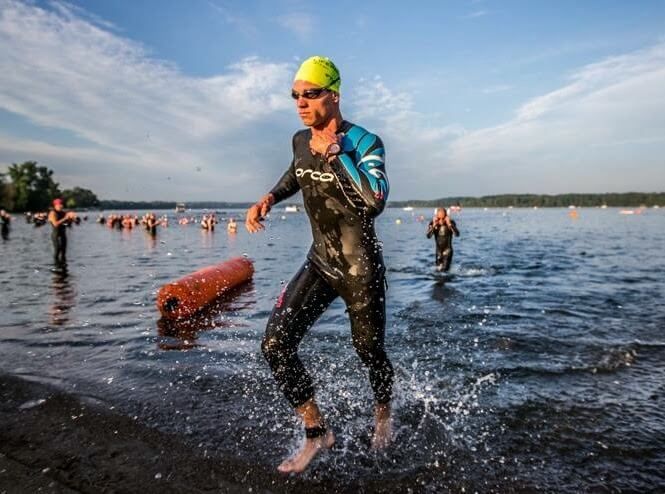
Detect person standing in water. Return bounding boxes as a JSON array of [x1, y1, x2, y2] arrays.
[[227, 217, 237, 234], [426, 207, 460, 272], [144, 212, 159, 236], [48, 199, 75, 267], [246, 56, 393, 473], [1, 209, 11, 240]]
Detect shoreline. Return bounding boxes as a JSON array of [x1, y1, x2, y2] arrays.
[[0, 373, 427, 494], [0, 373, 270, 493]]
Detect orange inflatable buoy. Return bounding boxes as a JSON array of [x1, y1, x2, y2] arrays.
[[157, 257, 254, 319]]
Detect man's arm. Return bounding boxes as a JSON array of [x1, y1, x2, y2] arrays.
[[269, 133, 301, 205], [48, 211, 71, 227], [268, 161, 300, 205], [246, 136, 301, 233], [426, 221, 435, 238], [331, 130, 389, 217], [450, 220, 460, 237]]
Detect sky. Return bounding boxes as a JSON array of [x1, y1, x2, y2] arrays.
[[0, 0, 664, 201]]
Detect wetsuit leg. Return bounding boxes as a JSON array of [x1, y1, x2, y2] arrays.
[[262, 262, 338, 408], [338, 273, 393, 404], [52, 231, 60, 263], [52, 231, 67, 265], [443, 249, 453, 272], [436, 247, 452, 272]]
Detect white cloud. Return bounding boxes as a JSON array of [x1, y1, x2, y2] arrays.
[[276, 12, 317, 40], [351, 41, 665, 197], [0, 0, 294, 200], [448, 41, 665, 193], [349, 78, 465, 193]]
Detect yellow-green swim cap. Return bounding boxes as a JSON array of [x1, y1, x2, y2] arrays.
[[294, 56, 341, 93]]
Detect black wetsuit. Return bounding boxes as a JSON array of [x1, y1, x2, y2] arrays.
[[145, 220, 157, 235], [51, 210, 68, 265], [426, 219, 459, 272], [1, 214, 9, 240], [262, 120, 393, 408]]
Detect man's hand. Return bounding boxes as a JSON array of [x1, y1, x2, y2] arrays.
[[245, 193, 274, 233]]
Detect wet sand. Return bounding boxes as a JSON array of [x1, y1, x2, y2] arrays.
[[0, 373, 271, 493], [0, 374, 422, 494]]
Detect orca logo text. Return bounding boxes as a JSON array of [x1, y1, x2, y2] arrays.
[[296, 168, 335, 182]]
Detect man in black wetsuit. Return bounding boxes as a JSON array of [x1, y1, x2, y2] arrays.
[[426, 207, 460, 272], [245, 56, 393, 473], [48, 198, 75, 268], [0, 209, 10, 240]]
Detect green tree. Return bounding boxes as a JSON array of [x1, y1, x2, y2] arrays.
[[62, 186, 100, 209], [0, 172, 7, 209], [7, 161, 61, 211]]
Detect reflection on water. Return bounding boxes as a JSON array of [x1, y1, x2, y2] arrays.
[[49, 267, 75, 327], [200, 228, 216, 249], [145, 231, 157, 250], [431, 277, 455, 303], [156, 282, 256, 350]]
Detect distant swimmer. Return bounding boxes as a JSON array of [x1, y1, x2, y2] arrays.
[[246, 56, 393, 473], [144, 212, 159, 235], [1, 209, 11, 240], [48, 198, 75, 267], [227, 217, 237, 234], [201, 214, 216, 231], [426, 207, 460, 272], [122, 215, 136, 229]]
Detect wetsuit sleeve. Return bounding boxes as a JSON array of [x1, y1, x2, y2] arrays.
[[331, 133, 389, 217], [269, 136, 301, 204], [451, 220, 460, 237], [426, 221, 435, 238]]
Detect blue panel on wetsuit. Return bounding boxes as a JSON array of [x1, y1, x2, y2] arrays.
[[356, 133, 377, 162], [339, 153, 362, 188]]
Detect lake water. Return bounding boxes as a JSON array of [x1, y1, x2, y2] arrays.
[[1, 207, 664, 491]]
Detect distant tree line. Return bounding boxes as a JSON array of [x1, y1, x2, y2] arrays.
[[389, 193, 665, 208], [2, 161, 662, 211], [0, 161, 100, 211], [98, 200, 255, 210]]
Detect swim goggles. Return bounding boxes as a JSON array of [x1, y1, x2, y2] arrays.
[[291, 77, 340, 100]]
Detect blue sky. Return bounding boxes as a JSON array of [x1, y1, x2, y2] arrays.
[[1, 0, 664, 200]]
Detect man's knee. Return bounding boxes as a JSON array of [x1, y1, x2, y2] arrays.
[[352, 333, 384, 365], [261, 331, 292, 366]]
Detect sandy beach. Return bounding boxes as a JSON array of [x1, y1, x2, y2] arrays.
[[1, 373, 438, 493], [0, 373, 272, 493]]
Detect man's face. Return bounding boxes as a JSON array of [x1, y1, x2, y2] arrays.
[[54, 203, 63, 212], [436, 210, 447, 221], [292, 80, 338, 127]]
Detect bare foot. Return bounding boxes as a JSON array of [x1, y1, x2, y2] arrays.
[[371, 403, 392, 450], [277, 430, 335, 473]]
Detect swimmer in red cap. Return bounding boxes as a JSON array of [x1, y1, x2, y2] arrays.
[[48, 198, 75, 267]]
